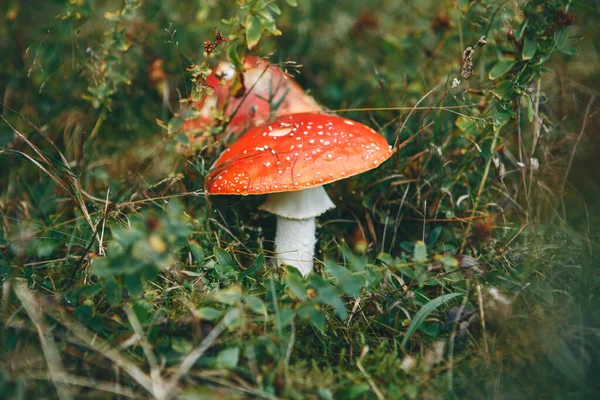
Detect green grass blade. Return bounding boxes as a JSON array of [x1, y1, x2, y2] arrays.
[[402, 292, 464, 348]]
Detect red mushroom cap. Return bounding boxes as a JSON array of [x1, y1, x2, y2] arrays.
[[181, 56, 322, 136], [206, 113, 394, 195]]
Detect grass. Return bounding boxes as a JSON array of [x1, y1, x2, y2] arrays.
[[1, 0, 599, 398]]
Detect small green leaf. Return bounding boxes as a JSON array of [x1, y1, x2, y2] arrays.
[[493, 111, 511, 131], [226, 41, 243, 70], [196, 307, 223, 320], [189, 241, 205, 264], [337, 384, 371, 400], [402, 292, 463, 348], [172, 337, 193, 354], [326, 262, 362, 297], [412, 241, 427, 262], [74, 306, 93, 324], [215, 347, 239, 369], [455, 116, 478, 136], [243, 295, 267, 314], [438, 255, 458, 268], [167, 117, 182, 135], [78, 283, 103, 299], [493, 81, 514, 100], [554, 29, 568, 49], [427, 227, 443, 248], [241, 253, 264, 277], [211, 285, 242, 305], [246, 14, 262, 50], [560, 47, 579, 56], [521, 95, 534, 123], [213, 246, 233, 266], [124, 273, 144, 297], [522, 36, 537, 60], [377, 252, 395, 267], [312, 277, 347, 319], [285, 0, 297, 6], [311, 308, 325, 331], [105, 278, 121, 305], [286, 274, 307, 301], [173, 132, 190, 146], [489, 60, 515, 80]]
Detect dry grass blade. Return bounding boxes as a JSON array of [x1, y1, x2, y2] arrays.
[[0, 111, 102, 251], [13, 282, 73, 400], [560, 96, 596, 199], [47, 303, 155, 396], [356, 346, 385, 400], [393, 84, 442, 149], [26, 372, 137, 398], [125, 305, 166, 399], [163, 307, 241, 399]]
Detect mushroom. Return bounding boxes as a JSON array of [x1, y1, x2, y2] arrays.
[[182, 56, 323, 142], [205, 112, 393, 276]]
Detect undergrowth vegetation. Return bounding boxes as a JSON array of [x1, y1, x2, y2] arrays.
[[1, 0, 599, 398]]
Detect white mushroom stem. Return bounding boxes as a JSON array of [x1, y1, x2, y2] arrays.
[[273, 216, 316, 276], [260, 186, 335, 276]]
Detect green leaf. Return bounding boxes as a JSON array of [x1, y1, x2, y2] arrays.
[[377, 252, 395, 267], [286, 274, 307, 301], [285, 0, 297, 6], [105, 278, 121, 306], [74, 306, 93, 324], [213, 246, 233, 266], [554, 29, 568, 49], [412, 241, 427, 262], [560, 47, 579, 56], [167, 117, 182, 135], [521, 95, 534, 123], [522, 36, 537, 60], [124, 273, 144, 297], [455, 116, 479, 136], [189, 240, 205, 264], [246, 14, 262, 50], [493, 111, 512, 131], [173, 132, 190, 146], [337, 384, 371, 400], [226, 41, 243, 70], [438, 255, 458, 268], [211, 285, 242, 305], [267, 3, 281, 14], [196, 307, 223, 320], [78, 283, 103, 299], [493, 81, 514, 100], [172, 337, 193, 354], [243, 295, 267, 314], [326, 262, 362, 297], [241, 253, 264, 277], [310, 308, 325, 331], [489, 60, 515, 80], [427, 227, 443, 248], [215, 347, 239, 369], [401, 292, 463, 348], [312, 277, 347, 319]]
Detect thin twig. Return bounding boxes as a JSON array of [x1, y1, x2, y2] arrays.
[[356, 346, 385, 400]]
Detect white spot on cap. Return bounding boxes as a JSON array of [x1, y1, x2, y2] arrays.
[[268, 127, 293, 137], [344, 120, 355, 125]]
